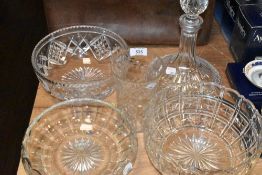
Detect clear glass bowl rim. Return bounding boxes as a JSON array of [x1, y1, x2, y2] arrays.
[[148, 82, 259, 114]]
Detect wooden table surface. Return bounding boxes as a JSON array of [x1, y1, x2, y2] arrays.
[[17, 23, 262, 174]]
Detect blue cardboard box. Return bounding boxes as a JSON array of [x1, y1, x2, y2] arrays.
[[221, 0, 261, 42], [230, 4, 262, 64]]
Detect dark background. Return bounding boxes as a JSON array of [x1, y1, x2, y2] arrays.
[[0, 0, 47, 174]]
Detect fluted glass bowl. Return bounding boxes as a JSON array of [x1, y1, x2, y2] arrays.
[[144, 82, 262, 175], [22, 98, 137, 175], [32, 25, 128, 100]]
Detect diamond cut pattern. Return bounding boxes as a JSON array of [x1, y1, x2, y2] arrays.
[[37, 33, 113, 75], [67, 35, 90, 56], [48, 41, 67, 65], [37, 55, 50, 76], [89, 35, 112, 61]]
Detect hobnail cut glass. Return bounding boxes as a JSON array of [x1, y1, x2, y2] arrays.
[[22, 98, 137, 175], [111, 49, 165, 131], [144, 82, 262, 175], [32, 25, 128, 100]]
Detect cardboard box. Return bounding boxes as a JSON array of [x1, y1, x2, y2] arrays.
[[230, 4, 262, 63], [221, 0, 261, 42]]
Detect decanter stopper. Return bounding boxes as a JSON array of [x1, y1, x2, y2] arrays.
[[180, 0, 208, 18]]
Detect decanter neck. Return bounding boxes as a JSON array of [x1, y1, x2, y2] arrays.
[[177, 14, 203, 67], [179, 14, 203, 33], [179, 30, 197, 61]]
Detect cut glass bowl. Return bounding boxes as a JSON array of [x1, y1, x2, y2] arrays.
[[22, 98, 137, 175], [144, 82, 262, 175], [32, 25, 128, 100]]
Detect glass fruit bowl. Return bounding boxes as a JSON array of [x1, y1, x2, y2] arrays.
[[21, 98, 137, 175], [144, 82, 262, 175], [32, 25, 128, 100]]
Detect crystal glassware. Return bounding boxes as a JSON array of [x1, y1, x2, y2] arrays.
[[32, 25, 128, 100], [111, 49, 165, 131], [160, 0, 221, 91], [22, 98, 137, 175], [160, 54, 221, 88], [144, 82, 262, 175]]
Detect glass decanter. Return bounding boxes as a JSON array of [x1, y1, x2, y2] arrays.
[[160, 0, 220, 91]]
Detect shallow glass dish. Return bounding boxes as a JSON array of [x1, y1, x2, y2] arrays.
[[144, 82, 262, 175], [32, 25, 128, 100], [22, 98, 137, 175]]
